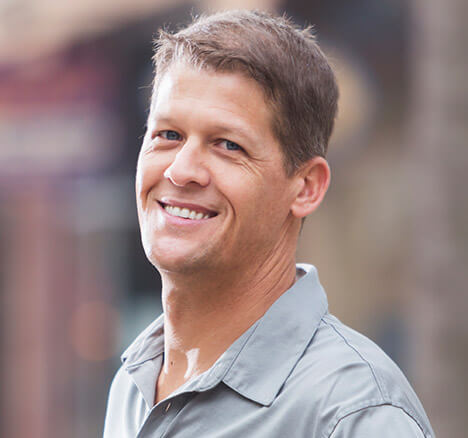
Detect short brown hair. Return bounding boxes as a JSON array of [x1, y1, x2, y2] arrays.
[[152, 10, 339, 175]]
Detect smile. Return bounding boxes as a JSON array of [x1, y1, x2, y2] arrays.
[[158, 201, 218, 221]]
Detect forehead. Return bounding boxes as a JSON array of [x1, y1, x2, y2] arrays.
[[151, 63, 273, 127]]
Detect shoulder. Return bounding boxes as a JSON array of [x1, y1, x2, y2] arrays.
[[106, 364, 134, 402], [103, 365, 147, 438], [282, 313, 434, 438], [328, 404, 428, 438], [104, 365, 133, 425]]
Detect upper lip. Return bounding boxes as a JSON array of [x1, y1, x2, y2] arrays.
[[157, 198, 218, 217]]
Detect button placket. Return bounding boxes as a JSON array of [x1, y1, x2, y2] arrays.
[[137, 400, 175, 437]]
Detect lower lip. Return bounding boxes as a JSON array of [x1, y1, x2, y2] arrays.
[[157, 202, 215, 226]]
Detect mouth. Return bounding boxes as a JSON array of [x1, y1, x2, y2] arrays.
[[158, 201, 218, 221]]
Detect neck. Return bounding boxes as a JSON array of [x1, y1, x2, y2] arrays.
[[155, 246, 298, 402]]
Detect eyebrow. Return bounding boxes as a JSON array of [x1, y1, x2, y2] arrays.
[[210, 124, 257, 143]]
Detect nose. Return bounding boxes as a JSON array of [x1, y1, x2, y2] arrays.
[[163, 140, 210, 187]]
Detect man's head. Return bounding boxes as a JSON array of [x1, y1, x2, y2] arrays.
[[136, 10, 337, 275], [152, 10, 339, 176]]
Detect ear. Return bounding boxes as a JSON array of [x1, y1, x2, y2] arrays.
[[290, 156, 331, 218]]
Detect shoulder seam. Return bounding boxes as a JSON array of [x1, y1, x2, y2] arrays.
[[325, 403, 429, 438], [321, 317, 387, 400]]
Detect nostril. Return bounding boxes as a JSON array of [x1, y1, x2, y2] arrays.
[[162, 150, 211, 188]]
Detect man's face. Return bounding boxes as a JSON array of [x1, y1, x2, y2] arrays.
[[136, 64, 301, 275]]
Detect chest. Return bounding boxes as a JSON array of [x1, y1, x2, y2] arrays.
[[110, 384, 318, 438]]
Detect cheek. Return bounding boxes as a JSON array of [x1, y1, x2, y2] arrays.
[[135, 162, 145, 196], [219, 166, 288, 214], [219, 172, 258, 208], [254, 177, 295, 225], [136, 154, 166, 197]]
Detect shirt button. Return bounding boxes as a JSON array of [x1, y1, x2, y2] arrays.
[[164, 402, 171, 413]]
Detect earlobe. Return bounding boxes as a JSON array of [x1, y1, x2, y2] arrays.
[[290, 157, 330, 218]]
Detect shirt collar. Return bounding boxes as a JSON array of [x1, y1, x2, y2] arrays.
[[218, 263, 328, 406], [121, 313, 165, 368], [120, 264, 328, 406]]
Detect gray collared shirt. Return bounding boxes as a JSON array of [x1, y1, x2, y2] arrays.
[[103, 264, 435, 437]]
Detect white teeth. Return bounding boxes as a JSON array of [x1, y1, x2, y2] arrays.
[[163, 204, 212, 220]]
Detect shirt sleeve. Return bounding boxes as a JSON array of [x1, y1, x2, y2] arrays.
[[329, 405, 426, 438]]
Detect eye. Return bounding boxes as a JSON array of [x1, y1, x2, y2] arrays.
[[219, 139, 243, 152], [158, 130, 182, 141]]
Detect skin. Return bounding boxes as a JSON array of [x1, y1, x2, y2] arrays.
[[136, 63, 331, 404]]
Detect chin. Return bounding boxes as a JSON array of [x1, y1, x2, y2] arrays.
[[143, 239, 215, 275]]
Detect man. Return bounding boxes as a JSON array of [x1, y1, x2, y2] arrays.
[[104, 10, 434, 438]]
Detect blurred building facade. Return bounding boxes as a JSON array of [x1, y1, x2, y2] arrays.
[[0, 0, 466, 436]]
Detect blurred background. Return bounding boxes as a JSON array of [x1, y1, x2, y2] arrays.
[[0, 0, 466, 436]]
